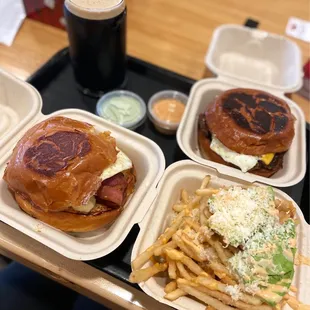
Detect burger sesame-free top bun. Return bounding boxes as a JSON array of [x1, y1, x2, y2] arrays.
[[205, 88, 295, 156], [4, 116, 118, 213]]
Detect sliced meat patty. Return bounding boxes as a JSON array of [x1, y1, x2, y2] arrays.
[[199, 113, 212, 140], [250, 152, 285, 174], [96, 173, 128, 208]]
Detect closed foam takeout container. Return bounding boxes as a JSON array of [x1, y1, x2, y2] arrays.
[[177, 25, 306, 187], [132, 160, 310, 310], [0, 69, 165, 260]]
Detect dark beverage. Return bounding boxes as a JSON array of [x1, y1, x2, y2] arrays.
[[64, 0, 127, 96]]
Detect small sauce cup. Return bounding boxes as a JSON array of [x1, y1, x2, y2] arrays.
[[148, 90, 188, 135], [96, 90, 146, 130]]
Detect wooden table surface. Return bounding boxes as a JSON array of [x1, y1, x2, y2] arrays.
[[0, 1, 309, 308], [0, 0, 309, 120]]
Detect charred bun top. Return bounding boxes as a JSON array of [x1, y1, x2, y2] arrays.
[[3, 116, 118, 212], [205, 88, 295, 155]]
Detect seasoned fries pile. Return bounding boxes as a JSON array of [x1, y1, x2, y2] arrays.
[[129, 176, 297, 310]]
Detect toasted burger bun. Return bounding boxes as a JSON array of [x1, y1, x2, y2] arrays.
[[3, 116, 136, 232], [15, 193, 123, 232], [14, 168, 136, 232], [4, 116, 118, 212], [205, 88, 295, 155]]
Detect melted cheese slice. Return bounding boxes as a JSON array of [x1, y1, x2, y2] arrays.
[[72, 149, 133, 213], [261, 153, 275, 165], [72, 196, 96, 213]]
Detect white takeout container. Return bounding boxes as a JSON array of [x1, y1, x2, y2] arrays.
[[132, 160, 310, 310], [177, 25, 306, 187], [0, 68, 166, 260], [0, 68, 42, 154], [0, 109, 165, 260]]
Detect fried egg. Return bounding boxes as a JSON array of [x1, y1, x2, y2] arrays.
[[210, 137, 275, 173], [210, 136, 259, 172], [100, 148, 133, 181]]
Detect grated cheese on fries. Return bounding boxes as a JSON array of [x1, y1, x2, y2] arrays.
[[129, 176, 306, 310]]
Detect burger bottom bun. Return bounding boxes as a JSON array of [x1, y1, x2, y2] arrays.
[[198, 129, 283, 178], [15, 193, 122, 232]]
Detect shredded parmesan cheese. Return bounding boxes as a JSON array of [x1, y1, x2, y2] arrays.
[[224, 285, 242, 301], [208, 186, 276, 247]]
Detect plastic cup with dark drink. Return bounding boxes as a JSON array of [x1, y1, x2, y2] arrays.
[[64, 0, 127, 97]]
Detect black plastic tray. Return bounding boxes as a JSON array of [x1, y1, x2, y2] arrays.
[[27, 48, 309, 287]]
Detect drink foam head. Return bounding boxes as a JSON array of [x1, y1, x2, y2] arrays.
[[65, 0, 125, 20]]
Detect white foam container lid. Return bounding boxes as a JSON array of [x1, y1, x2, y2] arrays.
[[132, 160, 310, 310], [0, 69, 166, 260], [0, 68, 42, 155], [177, 25, 306, 187]]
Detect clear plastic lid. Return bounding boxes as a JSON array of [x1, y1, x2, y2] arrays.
[[96, 90, 147, 130]]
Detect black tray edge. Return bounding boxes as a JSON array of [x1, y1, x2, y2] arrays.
[[27, 48, 310, 131], [27, 47, 196, 90]]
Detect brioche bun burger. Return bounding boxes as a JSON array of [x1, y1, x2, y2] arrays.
[[198, 88, 295, 177], [3, 116, 136, 232]]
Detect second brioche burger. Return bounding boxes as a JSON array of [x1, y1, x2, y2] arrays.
[[3, 116, 136, 232], [198, 88, 295, 177]]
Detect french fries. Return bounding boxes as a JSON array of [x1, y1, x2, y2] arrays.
[[129, 263, 167, 283], [176, 262, 194, 281], [181, 188, 190, 203], [165, 288, 187, 301], [167, 257, 177, 279], [173, 204, 187, 212], [165, 248, 205, 276], [131, 209, 186, 270], [196, 276, 262, 306], [200, 175, 211, 189], [172, 233, 200, 261], [207, 237, 229, 266], [129, 175, 296, 310], [177, 279, 235, 310], [200, 203, 209, 226], [164, 281, 177, 293], [276, 199, 296, 224], [194, 282, 272, 310], [153, 240, 177, 256], [196, 188, 219, 197]]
